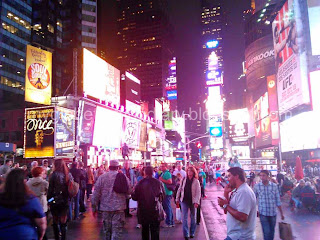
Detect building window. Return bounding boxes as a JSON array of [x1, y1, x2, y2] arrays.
[[47, 24, 54, 33], [2, 22, 18, 34]]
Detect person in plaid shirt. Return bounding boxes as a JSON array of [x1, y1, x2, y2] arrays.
[[254, 170, 284, 240]]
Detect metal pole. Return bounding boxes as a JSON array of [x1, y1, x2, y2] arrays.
[[183, 114, 187, 169], [73, 48, 78, 97]]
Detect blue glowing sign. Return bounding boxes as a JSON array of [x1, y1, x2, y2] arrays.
[[209, 126, 223, 137], [167, 90, 177, 100], [206, 70, 223, 85], [206, 40, 219, 49]]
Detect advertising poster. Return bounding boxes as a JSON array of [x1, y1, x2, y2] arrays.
[[25, 45, 52, 105], [166, 57, 177, 90], [272, 0, 310, 114], [24, 107, 55, 158], [148, 128, 157, 149], [255, 116, 272, 148], [228, 108, 249, 139], [122, 116, 141, 149], [138, 122, 147, 151], [267, 75, 280, 145], [55, 107, 75, 158], [92, 107, 122, 148], [83, 49, 120, 105], [78, 101, 96, 144]]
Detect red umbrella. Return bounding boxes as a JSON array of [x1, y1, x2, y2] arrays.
[[295, 156, 304, 180]]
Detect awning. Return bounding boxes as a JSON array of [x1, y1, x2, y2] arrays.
[[306, 159, 320, 163]]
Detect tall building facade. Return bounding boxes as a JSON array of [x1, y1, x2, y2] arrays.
[[0, 0, 32, 108], [81, 0, 97, 53], [116, 0, 173, 103]]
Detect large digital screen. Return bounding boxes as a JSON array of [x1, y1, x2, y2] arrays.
[[280, 111, 320, 152], [24, 107, 55, 158], [78, 101, 96, 144], [206, 69, 223, 86], [272, 0, 311, 114], [166, 57, 177, 90], [206, 40, 219, 49], [92, 106, 122, 148], [210, 126, 222, 137], [25, 45, 52, 105], [228, 108, 249, 139], [55, 107, 75, 158], [167, 90, 177, 100], [308, 0, 320, 56], [83, 49, 120, 105], [125, 72, 141, 104], [122, 116, 141, 149]]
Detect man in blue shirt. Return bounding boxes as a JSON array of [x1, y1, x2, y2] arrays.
[[159, 162, 174, 227], [254, 170, 284, 240]]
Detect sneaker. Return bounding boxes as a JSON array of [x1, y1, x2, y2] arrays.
[[136, 224, 141, 229], [170, 224, 175, 227], [161, 224, 172, 228], [190, 235, 195, 238]]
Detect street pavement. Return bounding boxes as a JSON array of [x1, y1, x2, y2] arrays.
[[46, 200, 208, 240], [201, 182, 320, 240]]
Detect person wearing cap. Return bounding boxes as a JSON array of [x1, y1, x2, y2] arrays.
[[254, 170, 284, 240], [92, 160, 132, 240]]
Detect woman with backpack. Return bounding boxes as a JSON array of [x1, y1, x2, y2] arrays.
[[176, 166, 201, 240], [48, 159, 73, 240]]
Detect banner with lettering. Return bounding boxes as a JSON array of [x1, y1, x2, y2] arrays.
[[55, 107, 75, 158], [25, 45, 52, 105], [24, 107, 55, 158]]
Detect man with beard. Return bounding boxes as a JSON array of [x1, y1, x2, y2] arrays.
[[218, 167, 256, 240]]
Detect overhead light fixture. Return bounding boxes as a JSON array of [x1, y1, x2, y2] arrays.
[[265, 20, 270, 25]]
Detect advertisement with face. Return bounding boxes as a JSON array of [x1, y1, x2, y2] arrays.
[[148, 128, 157, 149], [272, 0, 310, 114], [83, 49, 120, 105], [256, 116, 272, 148], [122, 116, 141, 149], [78, 101, 96, 145], [25, 45, 52, 105], [24, 107, 55, 158], [92, 106, 122, 148], [55, 107, 75, 158], [138, 122, 147, 151]]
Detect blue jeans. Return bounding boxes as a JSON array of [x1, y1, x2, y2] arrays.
[[162, 195, 174, 225], [224, 237, 232, 240], [181, 201, 196, 237], [260, 215, 277, 240], [69, 189, 80, 220]]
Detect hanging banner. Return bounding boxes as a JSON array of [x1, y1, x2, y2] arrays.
[[24, 107, 55, 158], [78, 101, 96, 144], [25, 45, 52, 105], [55, 107, 75, 158]]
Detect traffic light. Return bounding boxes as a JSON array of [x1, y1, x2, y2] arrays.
[[196, 142, 202, 149]]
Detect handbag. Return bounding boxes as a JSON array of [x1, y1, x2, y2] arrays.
[[279, 222, 293, 240], [68, 180, 79, 198], [152, 182, 166, 222]]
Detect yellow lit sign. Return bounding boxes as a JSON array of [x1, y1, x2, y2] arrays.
[[25, 45, 52, 105]]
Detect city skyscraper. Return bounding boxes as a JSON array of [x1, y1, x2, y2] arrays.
[[0, 0, 32, 108], [115, 0, 173, 103]]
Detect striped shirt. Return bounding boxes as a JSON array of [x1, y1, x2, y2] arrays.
[[254, 181, 281, 216]]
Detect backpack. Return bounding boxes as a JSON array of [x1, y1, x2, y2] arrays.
[[166, 174, 177, 192], [113, 172, 129, 194], [68, 180, 79, 198]]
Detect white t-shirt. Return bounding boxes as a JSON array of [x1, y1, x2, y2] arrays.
[[226, 183, 256, 240], [173, 169, 186, 178]]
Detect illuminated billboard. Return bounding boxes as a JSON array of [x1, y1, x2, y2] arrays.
[[167, 90, 177, 100], [209, 126, 222, 137], [55, 107, 75, 158], [78, 101, 96, 144], [92, 106, 122, 148], [25, 45, 52, 105], [24, 107, 55, 158], [272, 0, 311, 114], [206, 40, 219, 49], [122, 116, 141, 149], [124, 72, 141, 104], [228, 108, 249, 139], [206, 69, 223, 86], [308, 0, 320, 56], [166, 57, 177, 90], [148, 128, 157, 149], [83, 48, 120, 105]]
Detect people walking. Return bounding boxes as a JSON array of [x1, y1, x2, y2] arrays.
[[173, 162, 186, 178], [69, 162, 84, 220], [86, 166, 94, 200], [254, 170, 284, 240], [132, 166, 165, 240], [26, 167, 49, 240], [121, 160, 137, 218], [78, 162, 87, 213], [92, 160, 132, 240], [48, 159, 73, 240], [0, 159, 12, 178], [218, 167, 256, 240], [176, 166, 201, 240], [159, 162, 175, 227], [0, 169, 47, 240]]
